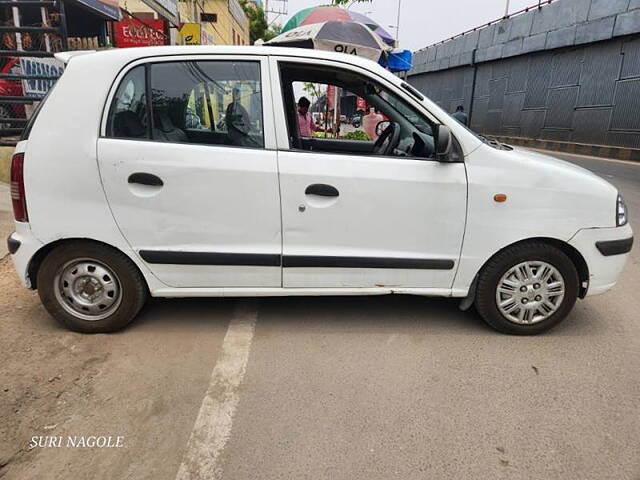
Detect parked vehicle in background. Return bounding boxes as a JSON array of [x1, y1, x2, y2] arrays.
[[7, 46, 633, 335], [0, 57, 25, 128]]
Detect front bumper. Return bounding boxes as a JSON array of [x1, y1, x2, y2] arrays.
[[569, 224, 634, 297], [596, 237, 634, 256]]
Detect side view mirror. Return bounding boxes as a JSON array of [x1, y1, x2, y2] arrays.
[[376, 120, 391, 137], [435, 124, 453, 161]]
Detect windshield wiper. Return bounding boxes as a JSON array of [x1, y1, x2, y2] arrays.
[[477, 134, 513, 151]]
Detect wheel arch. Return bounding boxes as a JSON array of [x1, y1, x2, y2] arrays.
[[461, 236, 590, 310], [27, 237, 148, 291]]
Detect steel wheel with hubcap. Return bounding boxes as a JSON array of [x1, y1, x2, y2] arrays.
[[475, 242, 579, 335], [496, 261, 565, 325], [38, 241, 147, 333]]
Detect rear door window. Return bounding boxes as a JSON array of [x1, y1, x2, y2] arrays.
[[106, 60, 264, 149], [150, 61, 264, 148]]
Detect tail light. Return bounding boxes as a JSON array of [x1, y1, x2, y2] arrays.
[[10, 152, 28, 222]]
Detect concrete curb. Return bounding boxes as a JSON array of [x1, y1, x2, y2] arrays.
[[493, 136, 640, 162]]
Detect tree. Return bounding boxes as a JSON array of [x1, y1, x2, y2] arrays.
[[238, 0, 281, 44], [302, 82, 322, 105], [265, 23, 282, 41]]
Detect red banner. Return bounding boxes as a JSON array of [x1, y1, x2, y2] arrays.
[[327, 85, 335, 110], [114, 17, 166, 48]]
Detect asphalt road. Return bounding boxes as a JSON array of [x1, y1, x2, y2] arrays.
[[0, 150, 638, 480]]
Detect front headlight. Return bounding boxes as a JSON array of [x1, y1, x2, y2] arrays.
[[617, 194, 628, 226]]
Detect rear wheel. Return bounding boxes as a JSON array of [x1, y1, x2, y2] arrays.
[[37, 242, 147, 333], [475, 242, 579, 335]]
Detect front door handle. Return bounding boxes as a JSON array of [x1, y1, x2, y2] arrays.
[[305, 184, 339, 197], [128, 172, 164, 187]]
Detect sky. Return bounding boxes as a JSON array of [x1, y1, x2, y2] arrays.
[[267, 0, 538, 51]]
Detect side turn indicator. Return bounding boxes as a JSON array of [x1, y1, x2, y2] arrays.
[[494, 193, 507, 203]]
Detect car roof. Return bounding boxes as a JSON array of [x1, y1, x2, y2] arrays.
[[61, 45, 386, 72]]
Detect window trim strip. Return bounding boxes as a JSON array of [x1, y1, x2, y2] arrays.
[[139, 250, 456, 270], [144, 63, 153, 140]]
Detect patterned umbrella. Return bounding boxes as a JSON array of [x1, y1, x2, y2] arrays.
[[282, 6, 395, 47], [266, 21, 389, 62]]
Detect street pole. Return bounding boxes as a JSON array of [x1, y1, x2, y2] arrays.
[[504, 0, 510, 17], [395, 0, 402, 47]]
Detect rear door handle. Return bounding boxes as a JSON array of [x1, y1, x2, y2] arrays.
[[128, 172, 163, 187], [305, 184, 339, 197]]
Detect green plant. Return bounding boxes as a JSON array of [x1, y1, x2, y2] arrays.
[[303, 82, 322, 104], [342, 130, 371, 141]]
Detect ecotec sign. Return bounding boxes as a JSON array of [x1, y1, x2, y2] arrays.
[[19, 57, 64, 97]]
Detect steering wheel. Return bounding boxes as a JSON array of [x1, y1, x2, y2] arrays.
[[373, 121, 401, 156]]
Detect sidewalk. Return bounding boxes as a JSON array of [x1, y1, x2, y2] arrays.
[[0, 183, 12, 257]]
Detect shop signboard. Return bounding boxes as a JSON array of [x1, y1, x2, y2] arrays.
[[142, 0, 179, 27], [180, 23, 201, 45], [114, 17, 166, 47], [75, 0, 121, 20], [201, 29, 214, 45], [19, 57, 64, 98]]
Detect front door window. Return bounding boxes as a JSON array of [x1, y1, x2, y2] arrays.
[[279, 62, 451, 160]]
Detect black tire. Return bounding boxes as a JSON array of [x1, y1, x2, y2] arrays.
[[475, 242, 579, 335], [37, 241, 148, 333]]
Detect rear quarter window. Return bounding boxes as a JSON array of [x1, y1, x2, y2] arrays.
[[106, 65, 148, 139]]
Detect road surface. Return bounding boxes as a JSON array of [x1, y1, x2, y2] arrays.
[[0, 150, 638, 480]]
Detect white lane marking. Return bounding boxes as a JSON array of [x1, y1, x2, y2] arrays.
[[175, 300, 258, 480]]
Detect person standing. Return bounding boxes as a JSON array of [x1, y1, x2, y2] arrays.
[[226, 87, 252, 146], [362, 107, 383, 140], [297, 97, 316, 137], [452, 105, 469, 126]]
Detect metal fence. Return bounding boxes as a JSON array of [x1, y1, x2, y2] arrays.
[[409, 34, 640, 149], [0, 0, 67, 146]]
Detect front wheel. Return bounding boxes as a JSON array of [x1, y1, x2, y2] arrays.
[[37, 242, 148, 333], [475, 242, 579, 335]]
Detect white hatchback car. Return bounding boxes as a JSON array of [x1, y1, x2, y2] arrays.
[[7, 46, 633, 334]]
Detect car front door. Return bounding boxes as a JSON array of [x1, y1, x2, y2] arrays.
[[271, 57, 467, 290], [97, 56, 282, 288]]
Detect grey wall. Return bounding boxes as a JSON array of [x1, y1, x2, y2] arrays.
[[408, 0, 640, 148], [411, 0, 640, 75]]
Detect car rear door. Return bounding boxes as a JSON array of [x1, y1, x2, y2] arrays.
[[97, 55, 282, 288], [270, 56, 468, 290]]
